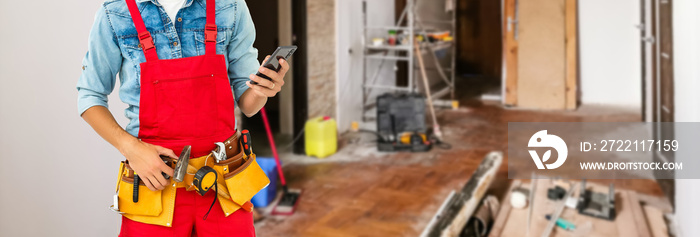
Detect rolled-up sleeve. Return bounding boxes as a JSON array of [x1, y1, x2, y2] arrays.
[[226, 0, 259, 103], [76, 5, 123, 116]]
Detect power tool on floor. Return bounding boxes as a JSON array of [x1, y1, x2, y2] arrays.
[[376, 93, 432, 152]]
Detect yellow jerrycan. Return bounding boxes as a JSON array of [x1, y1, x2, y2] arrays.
[[305, 116, 337, 158]]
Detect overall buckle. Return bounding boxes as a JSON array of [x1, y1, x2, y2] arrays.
[[204, 24, 218, 42], [138, 32, 155, 50], [212, 142, 227, 162]]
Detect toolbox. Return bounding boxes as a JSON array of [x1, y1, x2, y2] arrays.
[[376, 93, 431, 152]]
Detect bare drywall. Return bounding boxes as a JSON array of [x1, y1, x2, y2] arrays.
[[308, 0, 337, 119], [579, 0, 642, 109]]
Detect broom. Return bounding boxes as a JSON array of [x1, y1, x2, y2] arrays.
[[260, 107, 302, 215], [414, 40, 443, 140]]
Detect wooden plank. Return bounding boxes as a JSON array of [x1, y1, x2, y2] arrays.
[[540, 179, 578, 237], [499, 179, 553, 237], [628, 191, 653, 237], [637, 193, 673, 213], [420, 191, 456, 237], [517, 0, 566, 109], [425, 151, 503, 237], [495, 181, 533, 237], [490, 180, 521, 237], [503, 0, 518, 106], [643, 205, 669, 237], [565, 0, 578, 110], [616, 191, 638, 236], [616, 191, 645, 237]]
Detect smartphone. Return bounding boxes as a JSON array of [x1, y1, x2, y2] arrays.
[[252, 45, 297, 85]]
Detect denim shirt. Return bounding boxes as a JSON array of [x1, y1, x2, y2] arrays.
[[76, 0, 258, 137]]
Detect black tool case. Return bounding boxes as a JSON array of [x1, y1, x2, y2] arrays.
[[376, 93, 431, 152]]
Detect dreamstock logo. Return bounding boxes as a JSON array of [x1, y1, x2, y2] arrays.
[[528, 130, 568, 169]]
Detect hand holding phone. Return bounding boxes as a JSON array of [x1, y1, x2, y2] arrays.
[[251, 46, 297, 85]]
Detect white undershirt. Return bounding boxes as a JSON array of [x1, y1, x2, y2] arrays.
[[159, 0, 186, 24]]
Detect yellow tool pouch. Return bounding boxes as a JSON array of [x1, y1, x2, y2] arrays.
[[117, 169, 163, 216], [209, 143, 270, 216], [222, 153, 270, 211], [114, 161, 177, 227]]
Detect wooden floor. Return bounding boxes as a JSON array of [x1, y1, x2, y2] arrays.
[[254, 103, 666, 236]]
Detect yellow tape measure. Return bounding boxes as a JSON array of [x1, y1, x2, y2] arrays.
[[192, 165, 220, 220], [193, 166, 217, 196]]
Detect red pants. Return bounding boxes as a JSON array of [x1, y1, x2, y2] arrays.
[[119, 189, 255, 237]]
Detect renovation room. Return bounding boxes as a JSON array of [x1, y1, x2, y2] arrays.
[[245, 0, 693, 236], [1, 0, 700, 236]]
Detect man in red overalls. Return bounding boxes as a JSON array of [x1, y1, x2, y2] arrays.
[[77, 0, 286, 236]]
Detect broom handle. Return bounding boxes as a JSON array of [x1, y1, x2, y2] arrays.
[[260, 107, 287, 186], [414, 40, 442, 139]]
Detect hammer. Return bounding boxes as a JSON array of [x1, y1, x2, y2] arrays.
[[172, 145, 192, 183], [172, 146, 231, 199]]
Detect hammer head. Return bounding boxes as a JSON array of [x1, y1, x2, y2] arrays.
[[173, 145, 191, 183]]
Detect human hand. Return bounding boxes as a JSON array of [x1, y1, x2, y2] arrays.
[[246, 55, 290, 97], [121, 140, 177, 191]]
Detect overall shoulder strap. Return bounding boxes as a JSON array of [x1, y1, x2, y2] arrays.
[[204, 0, 217, 55], [126, 0, 159, 61]]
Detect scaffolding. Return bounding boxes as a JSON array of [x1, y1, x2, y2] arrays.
[[361, 0, 457, 121]]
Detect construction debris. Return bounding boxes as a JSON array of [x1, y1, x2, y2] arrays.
[[421, 151, 503, 237]]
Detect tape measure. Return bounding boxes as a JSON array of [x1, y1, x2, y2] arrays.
[[193, 166, 218, 196]]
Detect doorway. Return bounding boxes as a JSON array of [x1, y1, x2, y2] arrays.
[[455, 0, 503, 102], [391, 0, 503, 104], [243, 0, 307, 155], [241, 0, 281, 156]]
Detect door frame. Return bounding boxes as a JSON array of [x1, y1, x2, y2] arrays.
[[649, 0, 675, 208], [279, 0, 295, 135], [292, 0, 308, 154], [502, 0, 518, 106]]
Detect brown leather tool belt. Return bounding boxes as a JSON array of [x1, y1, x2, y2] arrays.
[[123, 132, 246, 186], [114, 131, 270, 226]]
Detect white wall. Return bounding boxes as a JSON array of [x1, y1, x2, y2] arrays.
[[579, 0, 643, 109], [672, 0, 700, 236], [0, 1, 131, 236], [336, 0, 396, 132]]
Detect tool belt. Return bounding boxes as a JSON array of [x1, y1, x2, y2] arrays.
[[111, 131, 270, 227]]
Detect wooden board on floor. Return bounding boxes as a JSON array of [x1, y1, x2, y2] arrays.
[[644, 205, 670, 237], [490, 179, 667, 237], [490, 180, 521, 236], [516, 0, 566, 109]]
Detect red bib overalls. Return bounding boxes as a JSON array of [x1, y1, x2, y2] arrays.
[[119, 0, 254, 236]]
